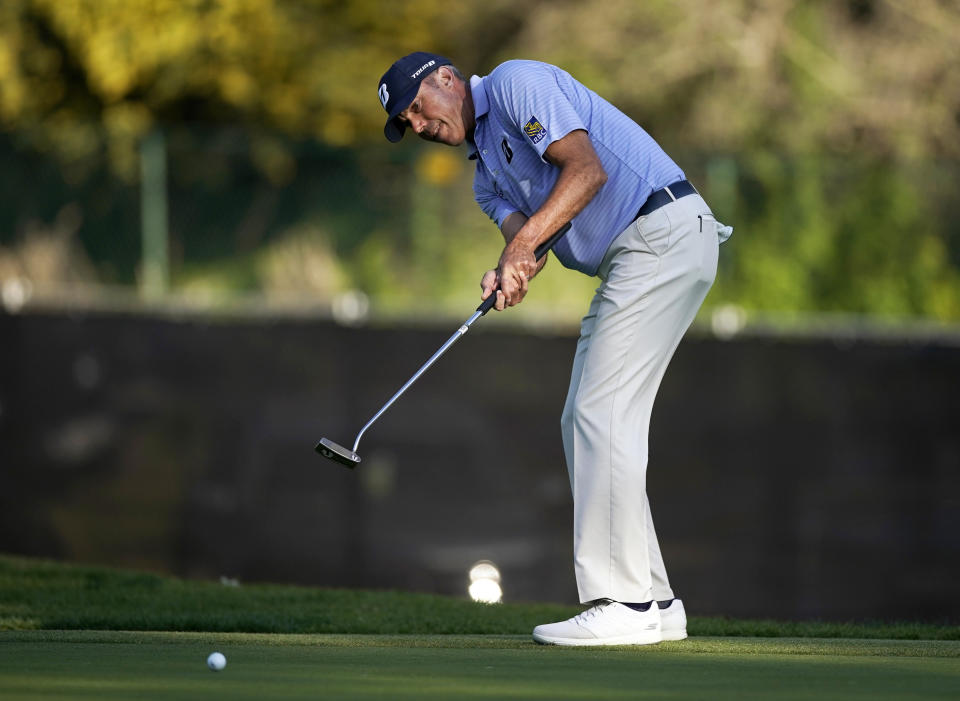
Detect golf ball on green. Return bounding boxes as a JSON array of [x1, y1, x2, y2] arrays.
[[207, 652, 226, 671]]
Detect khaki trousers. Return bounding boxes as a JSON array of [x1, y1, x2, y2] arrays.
[[561, 193, 720, 604]]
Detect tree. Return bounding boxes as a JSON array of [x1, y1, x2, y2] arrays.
[[1, 0, 958, 319]]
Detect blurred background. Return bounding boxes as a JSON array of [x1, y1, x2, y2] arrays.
[[1, 0, 958, 622]]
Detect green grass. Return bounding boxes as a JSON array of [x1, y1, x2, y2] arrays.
[[0, 554, 578, 635], [1, 631, 958, 700], [2, 555, 959, 700], [2, 554, 957, 640]]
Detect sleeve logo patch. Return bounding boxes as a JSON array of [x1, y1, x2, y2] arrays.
[[523, 116, 547, 144]]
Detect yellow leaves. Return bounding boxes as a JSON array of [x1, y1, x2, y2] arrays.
[[32, 0, 271, 104], [3, 0, 957, 167], [0, 0, 462, 151], [219, 68, 256, 107], [416, 150, 461, 187], [103, 102, 153, 180], [319, 111, 356, 148], [103, 102, 152, 139], [84, 41, 137, 103], [0, 42, 25, 123]]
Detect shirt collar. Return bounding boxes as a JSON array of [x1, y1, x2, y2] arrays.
[[467, 74, 488, 160]]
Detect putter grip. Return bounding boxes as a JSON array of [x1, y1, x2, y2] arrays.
[[477, 222, 572, 315]]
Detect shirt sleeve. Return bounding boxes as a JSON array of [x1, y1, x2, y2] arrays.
[[473, 162, 520, 228], [489, 62, 587, 163]]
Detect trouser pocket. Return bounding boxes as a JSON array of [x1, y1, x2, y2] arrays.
[[635, 207, 672, 257], [696, 214, 720, 285]]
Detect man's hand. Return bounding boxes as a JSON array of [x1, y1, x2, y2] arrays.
[[497, 238, 538, 307], [479, 252, 531, 311], [479, 269, 504, 311], [480, 212, 536, 311], [478, 130, 606, 312], [480, 234, 544, 311]]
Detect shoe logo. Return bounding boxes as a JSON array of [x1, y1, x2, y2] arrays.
[[645, 624, 658, 630]]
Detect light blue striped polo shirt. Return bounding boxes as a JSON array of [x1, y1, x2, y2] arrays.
[[469, 60, 685, 275]]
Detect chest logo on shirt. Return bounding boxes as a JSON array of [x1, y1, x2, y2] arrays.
[[523, 116, 547, 144], [500, 137, 513, 164]]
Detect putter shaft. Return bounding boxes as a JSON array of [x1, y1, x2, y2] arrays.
[[352, 310, 482, 452], [319, 222, 571, 464]]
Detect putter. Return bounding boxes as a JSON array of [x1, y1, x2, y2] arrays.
[[316, 222, 572, 468]]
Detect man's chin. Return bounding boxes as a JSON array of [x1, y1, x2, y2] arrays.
[[440, 130, 466, 147]]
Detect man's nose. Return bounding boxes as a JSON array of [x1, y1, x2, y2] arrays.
[[409, 116, 426, 134]]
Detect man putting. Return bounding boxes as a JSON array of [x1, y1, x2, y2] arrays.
[[377, 52, 731, 646]]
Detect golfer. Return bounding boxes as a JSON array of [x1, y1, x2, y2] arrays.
[[377, 52, 732, 646]]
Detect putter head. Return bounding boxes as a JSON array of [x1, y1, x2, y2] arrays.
[[315, 437, 361, 469]]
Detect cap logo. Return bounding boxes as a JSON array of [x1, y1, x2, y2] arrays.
[[378, 83, 390, 108], [410, 60, 436, 79]]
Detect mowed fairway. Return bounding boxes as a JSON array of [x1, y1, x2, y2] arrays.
[[2, 632, 958, 700], [2, 557, 959, 700]]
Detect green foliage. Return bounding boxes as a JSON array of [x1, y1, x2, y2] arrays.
[[3, 1, 956, 160], [704, 154, 960, 320], [0, 0, 958, 321], [0, 0, 465, 176]]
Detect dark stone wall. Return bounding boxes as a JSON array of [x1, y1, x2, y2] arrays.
[[1, 308, 958, 622]]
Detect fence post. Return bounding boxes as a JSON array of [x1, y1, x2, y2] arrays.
[[140, 128, 169, 299]]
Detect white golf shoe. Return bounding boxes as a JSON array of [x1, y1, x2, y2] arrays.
[[532, 600, 662, 646], [659, 599, 688, 641]]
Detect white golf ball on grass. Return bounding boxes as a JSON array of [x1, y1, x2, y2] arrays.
[[207, 652, 227, 671]]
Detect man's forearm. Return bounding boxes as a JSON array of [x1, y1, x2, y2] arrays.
[[492, 130, 607, 307], [501, 212, 549, 277], [516, 162, 605, 254], [508, 130, 607, 258]]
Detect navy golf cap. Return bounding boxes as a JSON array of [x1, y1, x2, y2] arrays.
[[378, 52, 452, 142]]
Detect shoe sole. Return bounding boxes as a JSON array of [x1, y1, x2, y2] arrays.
[[532, 631, 663, 647], [661, 629, 687, 641]]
